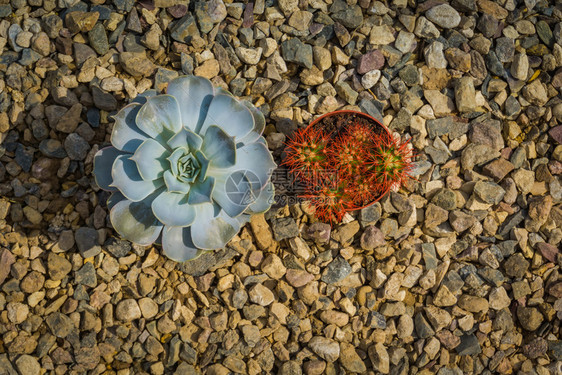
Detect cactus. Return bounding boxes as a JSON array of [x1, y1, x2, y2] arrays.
[[283, 115, 414, 225], [366, 132, 414, 193], [302, 175, 351, 225], [329, 132, 370, 177], [283, 127, 330, 181]]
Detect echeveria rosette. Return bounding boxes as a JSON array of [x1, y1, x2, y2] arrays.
[[93, 75, 276, 262]]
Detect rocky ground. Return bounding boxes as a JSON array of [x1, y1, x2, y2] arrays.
[[1, 0, 562, 374]]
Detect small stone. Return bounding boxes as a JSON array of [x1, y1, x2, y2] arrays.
[[288, 10, 313, 31], [282, 38, 313, 69], [536, 242, 558, 263], [75, 227, 101, 258], [92, 86, 117, 111], [361, 69, 381, 89], [473, 181, 505, 204], [360, 225, 386, 250], [278, 0, 298, 15], [249, 284, 274, 306], [271, 217, 299, 241], [511, 53, 529, 81], [504, 253, 529, 278], [15, 355, 40, 375], [549, 125, 562, 144], [517, 306, 544, 331], [433, 285, 457, 307], [75, 262, 97, 287], [397, 314, 414, 339], [48, 253, 72, 281], [88, 23, 109, 55], [339, 343, 367, 373], [415, 17, 441, 39], [64, 133, 90, 161], [335, 81, 358, 105], [357, 50, 385, 74], [306, 222, 331, 244], [522, 80, 548, 106], [138, 297, 159, 319], [415, 313, 435, 338], [241, 325, 261, 347], [120, 52, 156, 77], [236, 47, 262, 65], [455, 77, 477, 113], [170, 14, 200, 43], [194, 59, 220, 79], [7, 302, 29, 324], [56, 103, 82, 133], [489, 287, 511, 310], [456, 334, 481, 355], [523, 338, 548, 359], [425, 4, 461, 28], [286, 269, 314, 288], [261, 254, 286, 279], [308, 336, 340, 362], [46, 312, 75, 338], [330, 0, 363, 29], [116, 299, 142, 321], [66, 11, 99, 34], [368, 344, 389, 374], [370, 25, 396, 45], [322, 256, 352, 284]]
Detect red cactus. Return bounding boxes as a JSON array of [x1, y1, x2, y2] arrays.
[[283, 127, 330, 181], [348, 174, 378, 206], [365, 133, 415, 193], [284, 115, 415, 225], [347, 122, 375, 145], [301, 176, 352, 225]]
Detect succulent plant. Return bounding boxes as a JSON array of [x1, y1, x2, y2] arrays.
[[366, 133, 414, 193], [282, 127, 329, 181], [93, 75, 276, 261], [302, 175, 351, 225], [329, 132, 368, 176]]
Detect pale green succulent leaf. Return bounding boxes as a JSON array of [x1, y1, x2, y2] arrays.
[[111, 155, 164, 202], [229, 141, 277, 189], [136, 95, 182, 145], [236, 100, 265, 145], [131, 139, 171, 181], [152, 191, 196, 227], [235, 213, 251, 226], [166, 75, 214, 131], [107, 191, 127, 211], [163, 170, 191, 194], [94, 146, 124, 191], [110, 191, 163, 246], [201, 125, 236, 169], [187, 176, 215, 205], [168, 127, 203, 151], [212, 171, 255, 217], [194, 150, 209, 181], [247, 182, 275, 214], [131, 89, 158, 105], [111, 103, 148, 153], [199, 94, 254, 140], [215, 87, 234, 97], [167, 148, 186, 177], [162, 226, 202, 262], [190, 203, 240, 250]]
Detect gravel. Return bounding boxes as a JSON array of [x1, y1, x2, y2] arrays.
[[0, 0, 561, 373]]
